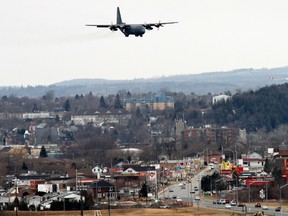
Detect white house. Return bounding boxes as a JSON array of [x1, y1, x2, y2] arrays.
[[57, 192, 83, 202], [92, 166, 103, 179], [27, 195, 42, 209], [240, 152, 265, 172], [212, 95, 231, 105], [0, 196, 10, 208]]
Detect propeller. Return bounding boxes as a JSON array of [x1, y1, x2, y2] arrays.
[[109, 22, 118, 31], [155, 21, 163, 30], [144, 23, 153, 30]]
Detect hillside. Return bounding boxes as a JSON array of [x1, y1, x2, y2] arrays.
[[0, 67, 287, 97]]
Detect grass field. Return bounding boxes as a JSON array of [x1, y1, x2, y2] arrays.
[[0, 207, 244, 216]]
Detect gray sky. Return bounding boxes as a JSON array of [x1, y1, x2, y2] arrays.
[[1, 0, 288, 86]]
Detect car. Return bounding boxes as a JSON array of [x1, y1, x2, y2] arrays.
[[225, 204, 232, 209], [172, 195, 177, 199], [194, 196, 200, 201], [159, 204, 169, 209], [262, 205, 268, 210], [275, 206, 281, 212], [181, 186, 186, 189], [169, 189, 174, 192], [176, 198, 182, 202], [216, 200, 222, 204], [110, 202, 118, 206], [255, 202, 261, 208], [230, 200, 237, 206], [190, 191, 195, 194], [219, 199, 226, 204], [194, 188, 199, 191]]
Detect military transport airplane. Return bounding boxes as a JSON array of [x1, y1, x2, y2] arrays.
[[86, 7, 178, 37]]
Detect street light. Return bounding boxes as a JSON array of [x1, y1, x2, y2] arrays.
[[280, 183, 288, 214]]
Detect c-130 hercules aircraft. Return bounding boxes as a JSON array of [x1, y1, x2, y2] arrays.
[[86, 7, 178, 37]]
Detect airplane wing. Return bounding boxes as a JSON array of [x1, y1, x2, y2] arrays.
[[86, 24, 125, 31], [143, 22, 178, 30], [86, 24, 111, 28]]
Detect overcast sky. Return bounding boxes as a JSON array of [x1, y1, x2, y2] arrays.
[[1, 0, 288, 86]]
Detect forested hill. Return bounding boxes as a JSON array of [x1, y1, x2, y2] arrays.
[[0, 67, 287, 97], [212, 83, 288, 132]]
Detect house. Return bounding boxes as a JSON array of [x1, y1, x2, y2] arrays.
[[114, 173, 143, 196], [92, 166, 103, 179], [121, 165, 157, 188], [57, 192, 83, 202], [90, 180, 117, 203], [0, 196, 10, 208], [212, 95, 231, 105], [239, 152, 265, 172], [27, 195, 42, 209]]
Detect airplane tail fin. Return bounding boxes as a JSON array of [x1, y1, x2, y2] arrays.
[[117, 7, 123, 24]]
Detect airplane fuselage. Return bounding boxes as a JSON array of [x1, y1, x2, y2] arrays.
[[86, 7, 177, 37], [121, 25, 146, 37]]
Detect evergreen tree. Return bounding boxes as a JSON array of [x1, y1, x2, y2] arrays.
[[75, 94, 80, 100], [127, 155, 132, 164], [64, 99, 71, 111], [99, 96, 106, 108], [71, 162, 77, 170], [272, 167, 283, 186], [263, 158, 272, 174], [127, 91, 132, 97], [21, 162, 28, 171], [114, 93, 123, 109], [39, 145, 48, 157], [87, 91, 93, 100], [32, 103, 38, 112], [139, 183, 148, 197]]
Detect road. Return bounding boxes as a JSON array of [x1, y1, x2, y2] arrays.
[[158, 167, 209, 202], [158, 166, 288, 215]]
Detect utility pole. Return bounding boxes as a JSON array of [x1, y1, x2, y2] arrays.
[[266, 180, 268, 206], [80, 172, 83, 216], [15, 179, 18, 216], [76, 169, 78, 192], [107, 186, 111, 216]]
